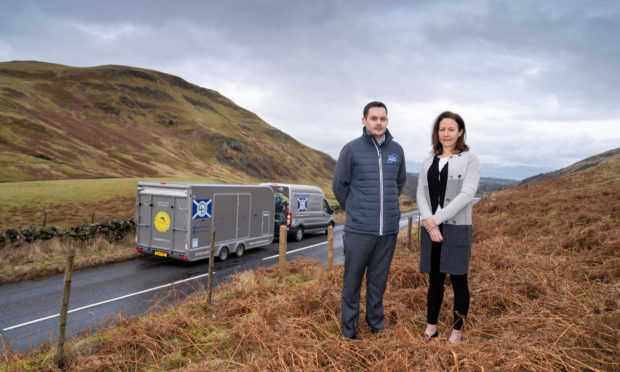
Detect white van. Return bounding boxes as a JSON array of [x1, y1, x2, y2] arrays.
[[260, 183, 335, 241]]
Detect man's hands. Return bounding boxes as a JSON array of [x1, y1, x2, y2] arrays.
[[423, 216, 443, 242]]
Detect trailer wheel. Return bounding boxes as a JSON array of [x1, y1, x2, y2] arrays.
[[294, 227, 304, 242], [218, 246, 229, 261], [235, 244, 245, 258]]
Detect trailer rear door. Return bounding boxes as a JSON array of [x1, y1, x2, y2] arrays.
[[137, 186, 188, 256]]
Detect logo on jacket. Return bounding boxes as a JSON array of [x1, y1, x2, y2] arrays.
[[387, 153, 399, 165]]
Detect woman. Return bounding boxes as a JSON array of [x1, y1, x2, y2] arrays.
[[416, 111, 481, 343]]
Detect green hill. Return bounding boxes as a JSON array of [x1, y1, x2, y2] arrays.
[[519, 147, 620, 186], [0, 61, 335, 187]]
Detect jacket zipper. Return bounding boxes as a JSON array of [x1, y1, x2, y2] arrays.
[[372, 139, 384, 235]]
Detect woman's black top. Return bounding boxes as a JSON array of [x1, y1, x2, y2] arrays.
[[427, 157, 448, 215]]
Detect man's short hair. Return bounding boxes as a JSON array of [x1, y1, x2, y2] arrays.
[[363, 101, 388, 118]]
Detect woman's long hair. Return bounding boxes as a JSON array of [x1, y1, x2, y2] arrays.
[[432, 111, 469, 156]]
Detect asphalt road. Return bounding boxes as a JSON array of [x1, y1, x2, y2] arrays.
[[0, 210, 419, 353]]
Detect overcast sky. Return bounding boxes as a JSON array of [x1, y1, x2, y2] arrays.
[[2, 0, 619, 179]]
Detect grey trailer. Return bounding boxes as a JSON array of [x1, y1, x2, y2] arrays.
[[135, 181, 274, 261]]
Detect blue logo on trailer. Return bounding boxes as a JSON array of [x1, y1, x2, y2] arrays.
[[192, 199, 212, 219], [297, 198, 308, 211]]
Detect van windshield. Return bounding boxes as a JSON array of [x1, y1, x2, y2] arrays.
[[269, 185, 290, 226]]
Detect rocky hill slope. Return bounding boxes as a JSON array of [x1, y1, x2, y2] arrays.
[[0, 61, 335, 185]]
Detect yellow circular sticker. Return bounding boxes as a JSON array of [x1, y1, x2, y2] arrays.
[[154, 211, 171, 232]]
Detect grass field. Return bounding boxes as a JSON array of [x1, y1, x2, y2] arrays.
[[0, 236, 138, 285]]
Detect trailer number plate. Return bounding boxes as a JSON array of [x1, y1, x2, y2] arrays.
[[154, 251, 168, 257]]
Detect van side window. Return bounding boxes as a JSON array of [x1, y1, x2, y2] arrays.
[[323, 200, 332, 214]]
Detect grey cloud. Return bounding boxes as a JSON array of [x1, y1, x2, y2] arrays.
[[1, 0, 619, 177]]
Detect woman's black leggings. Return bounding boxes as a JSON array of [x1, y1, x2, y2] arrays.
[[427, 241, 470, 330]]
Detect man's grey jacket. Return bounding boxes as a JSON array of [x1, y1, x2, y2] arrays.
[[332, 128, 407, 236]]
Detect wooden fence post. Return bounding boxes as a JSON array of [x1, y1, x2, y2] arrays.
[[207, 228, 216, 304], [406, 216, 413, 251], [55, 248, 76, 368], [279, 225, 287, 280], [327, 225, 334, 270]]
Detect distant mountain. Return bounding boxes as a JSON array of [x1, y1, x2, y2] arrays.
[[519, 148, 620, 186], [402, 172, 517, 199], [407, 161, 553, 181], [477, 176, 518, 193], [0, 61, 335, 189]]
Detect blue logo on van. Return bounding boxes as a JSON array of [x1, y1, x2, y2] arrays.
[[297, 198, 308, 211], [192, 199, 212, 219], [387, 153, 398, 165]]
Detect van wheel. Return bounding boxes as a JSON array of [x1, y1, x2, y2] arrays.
[[235, 244, 245, 258], [218, 247, 229, 261], [294, 227, 303, 241]]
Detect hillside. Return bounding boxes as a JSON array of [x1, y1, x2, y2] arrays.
[[0, 61, 335, 187], [2, 160, 617, 370], [403, 173, 518, 198], [519, 147, 620, 186]]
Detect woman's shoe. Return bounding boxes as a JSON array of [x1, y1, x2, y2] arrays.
[[422, 330, 438, 340], [448, 329, 462, 344]]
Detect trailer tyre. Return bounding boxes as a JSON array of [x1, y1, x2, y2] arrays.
[[235, 244, 245, 258], [218, 247, 229, 261], [294, 227, 304, 242]]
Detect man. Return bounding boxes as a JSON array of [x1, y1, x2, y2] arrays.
[[332, 101, 407, 339]]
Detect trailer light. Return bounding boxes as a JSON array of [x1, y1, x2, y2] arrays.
[[136, 247, 141, 252], [185, 243, 188, 251], [134, 235, 137, 243], [182, 254, 187, 260], [160, 182, 167, 184], [286, 213, 291, 227]]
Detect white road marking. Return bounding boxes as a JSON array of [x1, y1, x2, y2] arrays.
[[262, 241, 327, 260], [2, 272, 214, 332]]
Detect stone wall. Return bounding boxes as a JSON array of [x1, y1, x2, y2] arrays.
[[0, 219, 136, 247]]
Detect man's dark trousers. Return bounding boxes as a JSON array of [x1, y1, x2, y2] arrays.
[[341, 231, 397, 338]]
